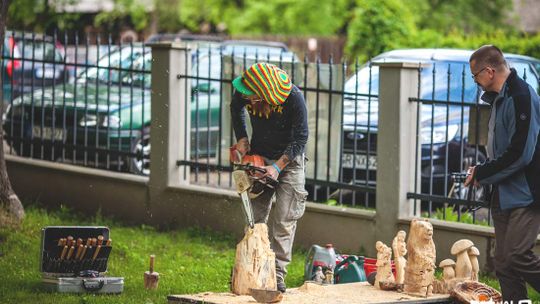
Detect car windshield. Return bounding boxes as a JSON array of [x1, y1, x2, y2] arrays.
[[16, 39, 63, 62], [510, 61, 539, 91], [345, 59, 540, 102], [344, 61, 479, 102], [222, 45, 287, 57], [192, 53, 222, 93], [80, 47, 149, 87]]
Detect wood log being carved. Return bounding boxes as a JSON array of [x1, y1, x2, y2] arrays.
[[231, 223, 277, 295]]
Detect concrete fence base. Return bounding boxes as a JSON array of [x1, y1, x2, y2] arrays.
[[8, 154, 540, 272]]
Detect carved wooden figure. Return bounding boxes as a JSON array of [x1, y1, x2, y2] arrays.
[[468, 246, 480, 281], [439, 259, 456, 283], [403, 219, 436, 297], [314, 266, 325, 283], [392, 230, 407, 286], [375, 241, 394, 289], [451, 239, 474, 280]]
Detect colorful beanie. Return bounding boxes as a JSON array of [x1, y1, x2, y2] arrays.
[[233, 63, 293, 106]]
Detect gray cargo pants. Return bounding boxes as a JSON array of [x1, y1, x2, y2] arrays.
[[251, 154, 308, 284], [491, 189, 540, 301]]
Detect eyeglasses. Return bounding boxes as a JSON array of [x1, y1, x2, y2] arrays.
[[471, 67, 489, 79]]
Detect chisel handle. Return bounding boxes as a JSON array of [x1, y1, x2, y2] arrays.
[[66, 246, 75, 260], [92, 245, 101, 261], [60, 245, 68, 259], [79, 245, 88, 261], [97, 235, 104, 246], [75, 244, 84, 260]]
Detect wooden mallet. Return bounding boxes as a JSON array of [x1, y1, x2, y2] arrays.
[[144, 255, 159, 290]]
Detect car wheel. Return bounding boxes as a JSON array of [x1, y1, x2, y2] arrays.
[[130, 126, 150, 176]]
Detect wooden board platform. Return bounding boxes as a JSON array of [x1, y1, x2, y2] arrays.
[[168, 282, 453, 304]]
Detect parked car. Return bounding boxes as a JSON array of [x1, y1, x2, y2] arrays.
[[342, 48, 540, 200], [2, 31, 67, 107], [3, 42, 300, 175]]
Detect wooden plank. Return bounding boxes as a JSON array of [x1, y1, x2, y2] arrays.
[[168, 282, 453, 304]]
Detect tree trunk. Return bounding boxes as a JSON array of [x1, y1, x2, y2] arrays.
[[231, 223, 277, 295], [0, 0, 24, 226]]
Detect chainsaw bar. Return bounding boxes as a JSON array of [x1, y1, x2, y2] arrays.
[[232, 170, 255, 228]]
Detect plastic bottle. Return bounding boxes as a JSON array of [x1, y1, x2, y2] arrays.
[[325, 244, 337, 272], [304, 244, 338, 281]]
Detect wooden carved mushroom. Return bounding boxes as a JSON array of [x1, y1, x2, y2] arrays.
[[451, 239, 474, 279], [468, 246, 480, 281], [439, 259, 456, 282]]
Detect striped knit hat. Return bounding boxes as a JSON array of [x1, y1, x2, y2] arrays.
[[232, 63, 293, 105]]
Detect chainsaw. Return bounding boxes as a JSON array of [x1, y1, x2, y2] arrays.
[[230, 145, 279, 229]]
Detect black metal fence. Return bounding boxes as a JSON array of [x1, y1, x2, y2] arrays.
[[407, 62, 539, 225], [2, 31, 151, 174], [4, 31, 540, 225]]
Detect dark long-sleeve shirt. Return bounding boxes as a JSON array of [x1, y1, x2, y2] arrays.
[[230, 85, 308, 161]]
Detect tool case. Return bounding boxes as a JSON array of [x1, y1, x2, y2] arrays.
[[40, 226, 124, 294]]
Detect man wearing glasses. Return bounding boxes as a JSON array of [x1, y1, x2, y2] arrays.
[[466, 45, 540, 301], [230, 62, 308, 293]]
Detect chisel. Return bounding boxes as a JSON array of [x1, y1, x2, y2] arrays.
[[66, 246, 75, 260], [76, 238, 83, 247], [60, 245, 68, 259], [75, 244, 84, 260], [79, 245, 88, 261], [92, 245, 101, 261], [106, 239, 112, 246], [97, 235, 104, 246]]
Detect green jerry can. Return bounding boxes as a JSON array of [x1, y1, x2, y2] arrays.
[[334, 255, 367, 284]]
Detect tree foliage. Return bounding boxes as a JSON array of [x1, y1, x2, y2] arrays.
[[410, 0, 515, 34], [8, 0, 81, 31], [179, 0, 354, 35], [94, 0, 150, 31], [345, 0, 416, 62]]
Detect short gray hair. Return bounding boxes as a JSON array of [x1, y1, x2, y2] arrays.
[[470, 45, 507, 70]]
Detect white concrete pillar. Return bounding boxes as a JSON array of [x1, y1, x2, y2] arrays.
[[148, 42, 191, 188], [375, 62, 423, 244]]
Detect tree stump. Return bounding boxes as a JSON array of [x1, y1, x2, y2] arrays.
[[231, 223, 277, 295]]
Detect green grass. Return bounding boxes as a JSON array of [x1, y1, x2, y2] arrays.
[[3, 205, 540, 303], [0, 205, 305, 304]]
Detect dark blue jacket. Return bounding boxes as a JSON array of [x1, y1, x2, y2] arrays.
[[476, 68, 540, 210]]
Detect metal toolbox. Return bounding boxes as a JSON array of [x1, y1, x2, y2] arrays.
[[40, 226, 123, 294]]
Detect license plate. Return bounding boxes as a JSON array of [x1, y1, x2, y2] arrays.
[[32, 126, 64, 141], [342, 153, 377, 170]]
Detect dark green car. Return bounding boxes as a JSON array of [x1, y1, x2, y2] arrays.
[[3, 45, 221, 175]]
